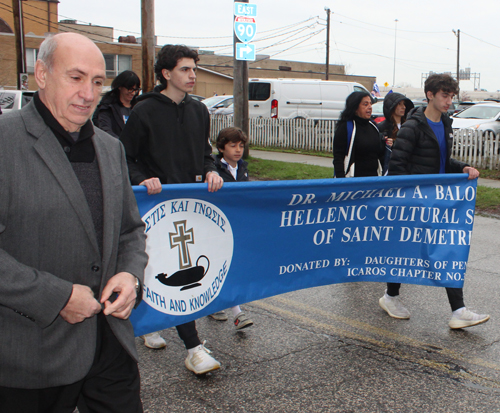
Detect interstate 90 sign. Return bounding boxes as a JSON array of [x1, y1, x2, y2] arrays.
[[234, 16, 256, 43]]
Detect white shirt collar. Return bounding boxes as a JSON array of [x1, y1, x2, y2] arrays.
[[221, 157, 238, 179]]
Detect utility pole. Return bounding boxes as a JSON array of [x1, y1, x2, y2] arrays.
[[233, 0, 249, 157], [325, 7, 330, 80], [453, 29, 460, 100], [141, 0, 155, 92], [12, 0, 26, 90]]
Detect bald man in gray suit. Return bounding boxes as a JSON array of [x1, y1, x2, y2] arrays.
[[0, 33, 147, 413]]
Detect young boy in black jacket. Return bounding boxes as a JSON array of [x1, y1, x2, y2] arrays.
[[209, 127, 254, 329]]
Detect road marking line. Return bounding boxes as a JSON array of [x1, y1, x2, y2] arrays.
[[251, 298, 500, 388]]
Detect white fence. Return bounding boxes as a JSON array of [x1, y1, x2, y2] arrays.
[[452, 129, 500, 170], [210, 116, 337, 152], [210, 115, 500, 170]]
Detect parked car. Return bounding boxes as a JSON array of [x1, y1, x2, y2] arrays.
[[451, 103, 500, 137], [0, 90, 35, 114], [454, 101, 476, 114], [370, 99, 385, 124], [202, 95, 233, 114], [189, 94, 205, 102], [213, 103, 233, 116], [248, 78, 370, 120]]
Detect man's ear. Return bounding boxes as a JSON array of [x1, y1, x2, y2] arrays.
[[425, 90, 433, 102], [161, 68, 170, 81], [34, 60, 47, 90]]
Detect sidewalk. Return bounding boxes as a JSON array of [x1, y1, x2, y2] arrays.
[[249, 149, 500, 189]]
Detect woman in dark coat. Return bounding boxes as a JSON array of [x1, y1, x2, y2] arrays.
[[94, 70, 141, 138], [333, 91, 386, 178], [378, 93, 414, 141], [377, 93, 414, 174]]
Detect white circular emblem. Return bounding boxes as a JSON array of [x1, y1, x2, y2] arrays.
[[142, 198, 233, 315]]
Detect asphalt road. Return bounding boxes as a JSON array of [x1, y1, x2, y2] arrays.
[[137, 213, 500, 413]]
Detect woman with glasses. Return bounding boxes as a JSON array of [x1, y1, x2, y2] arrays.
[[94, 70, 141, 139]]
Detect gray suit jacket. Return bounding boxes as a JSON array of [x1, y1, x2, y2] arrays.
[[0, 102, 148, 389]]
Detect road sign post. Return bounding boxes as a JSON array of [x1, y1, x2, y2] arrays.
[[233, 1, 257, 158], [234, 2, 257, 62]]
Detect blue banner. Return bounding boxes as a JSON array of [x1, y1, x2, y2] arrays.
[[130, 174, 477, 336]]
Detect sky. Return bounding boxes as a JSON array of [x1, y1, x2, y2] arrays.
[[58, 0, 500, 93]]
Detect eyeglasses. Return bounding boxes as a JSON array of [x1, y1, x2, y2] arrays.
[[127, 87, 141, 93]]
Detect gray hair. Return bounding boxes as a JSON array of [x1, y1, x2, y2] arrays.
[[37, 34, 60, 72]]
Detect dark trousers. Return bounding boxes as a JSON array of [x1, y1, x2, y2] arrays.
[[0, 314, 142, 413], [176, 320, 202, 349], [386, 282, 465, 311]]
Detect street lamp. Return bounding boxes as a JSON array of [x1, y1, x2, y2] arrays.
[[325, 7, 330, 81], [393, 19, 398, 88], [452, 29, 460, 100]]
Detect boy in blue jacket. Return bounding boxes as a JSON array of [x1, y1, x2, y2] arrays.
[[209, 127, 254, 329]]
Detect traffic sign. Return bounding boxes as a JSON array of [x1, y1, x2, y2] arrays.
[[234, 16, 256, 43], [236, 43, 256, 61], [234, 2, 257, 17]]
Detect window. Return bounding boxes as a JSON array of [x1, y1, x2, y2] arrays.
[[103, 54, 132, 77], [353, 85, 368, 94], [249, 82, 271, 101], [26, 48, 38, 74]]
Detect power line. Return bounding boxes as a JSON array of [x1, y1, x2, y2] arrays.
[[461, 31, 500, 50], [330, 17, 454, 53], [258, 28, 325, 55], [204, 21, 320, 51], [332, 12, 449, 34], [258, 30, 325, 62], [334, 42, 453, 66]]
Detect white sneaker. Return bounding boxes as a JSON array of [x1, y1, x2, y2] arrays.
[[449, 308, 490, 329], [379, 293, 410, 319], [141, 332, 167, 349], [209, 310, 228, 321], [234, 312, 254, 330], [185, 341, 221, 375]]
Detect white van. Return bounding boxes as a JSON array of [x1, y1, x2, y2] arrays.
[[248, 78, 370, 120]]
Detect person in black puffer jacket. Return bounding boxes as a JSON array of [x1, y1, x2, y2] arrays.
[[379, 73, 489, 330], [333, 91, 386, 178]]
